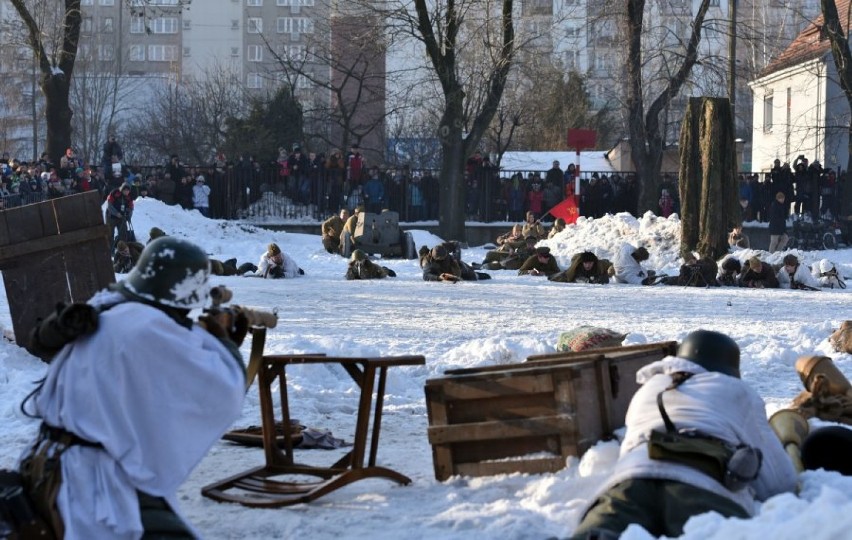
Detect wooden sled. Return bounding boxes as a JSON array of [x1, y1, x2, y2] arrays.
[[202, 354, 425, 507]]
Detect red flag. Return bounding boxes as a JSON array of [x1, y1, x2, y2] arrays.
[[547, 195, 579, 224]]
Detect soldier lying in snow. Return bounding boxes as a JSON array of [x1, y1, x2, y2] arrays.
[[422, 244, 490, 282], [549, 251, 612, 284], [346, 249, 396, 280]]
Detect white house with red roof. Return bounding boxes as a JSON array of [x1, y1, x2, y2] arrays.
[[749, 2, 852, 174]]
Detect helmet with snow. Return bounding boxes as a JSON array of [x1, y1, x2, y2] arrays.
[[117, 237, 211, 309], [819, 259, 836, 274], [677, 329, 740, 378]]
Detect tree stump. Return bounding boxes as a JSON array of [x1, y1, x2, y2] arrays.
[[678, 97, 740, 259]]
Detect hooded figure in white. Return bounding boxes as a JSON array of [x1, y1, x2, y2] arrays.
[[612, 243, 651, 285], [572, 330, 797, 539], [811, 258, 846, 289], [257, 242, 302, 278]]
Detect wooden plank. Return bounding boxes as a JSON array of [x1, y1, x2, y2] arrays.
[[0, 226, 110, 266], [427, 414, 574, 444], [446, 393, 558, 424], [424, 385, 456, 481], [525, 341, 677, 363], [3, 251, 73, 345], [0, 211, 10, 246], [64, 237, 115, 302], [451, 435, 567, 463], [435, 373, 557, 400], [455, 457, 566, 477], [54, 191, 105, 229]]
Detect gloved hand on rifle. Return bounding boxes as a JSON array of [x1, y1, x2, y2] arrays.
[[198, 309, 249, 346]]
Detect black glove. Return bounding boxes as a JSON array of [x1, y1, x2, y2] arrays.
[[29, 302, 99, 362], [229, 310, 249, 346]]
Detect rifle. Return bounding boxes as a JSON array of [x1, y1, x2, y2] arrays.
[[791, 281, 821, 292], [203, 286, 278, 389]]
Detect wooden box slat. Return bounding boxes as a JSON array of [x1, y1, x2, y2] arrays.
[[0, 192, 114, 354], [428, 414, 574, 444], [425, 342, 676, 481]]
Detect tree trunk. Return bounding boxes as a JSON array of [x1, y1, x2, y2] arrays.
[[678, 97, 739, 259], [42, 73, 73, 165], [437, 89, 467, 242]]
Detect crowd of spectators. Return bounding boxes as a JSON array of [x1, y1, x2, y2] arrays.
[[4, 144, 845, 227], [739, 156, 845, 224]]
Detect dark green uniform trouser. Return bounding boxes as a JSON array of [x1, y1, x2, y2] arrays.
[[570, 478, 750, 539], [138, 492, 195, 539]]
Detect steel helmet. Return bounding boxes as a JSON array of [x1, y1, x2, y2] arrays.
[[351, 249, 367, 262], [819, 259, 835, 274], [118, 237, 211, 309], [677, 329, 741, 378]]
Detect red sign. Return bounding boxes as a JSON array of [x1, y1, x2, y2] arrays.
[[567, 129, 597, 150]]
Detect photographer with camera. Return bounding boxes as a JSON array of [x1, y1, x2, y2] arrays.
[[18, 237, 247, 539], [105, 183, 134, 248], [569, 330, 797, 539]]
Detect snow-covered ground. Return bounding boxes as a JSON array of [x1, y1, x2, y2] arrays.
[[2, 197, 851, 540]]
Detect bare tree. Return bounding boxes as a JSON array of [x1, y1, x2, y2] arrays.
[[10, 0, 81, 164], [821, 0, 852, 216], [124, 66, 248, 165], [376, 0, 516, 240], [624, 0, 712, 212], [70, 41, 146, 165]]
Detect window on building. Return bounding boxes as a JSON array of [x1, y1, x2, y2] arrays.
[[247, 45, 263, 62], [100, 0, 115, 5], [102, 17, 114, 33], [709, 0, 720, 6], [277, 0, 315, 5], [277, 17, 314, 34], [131, 17, 145, 34], [183, 19, 191, 30], [247, 73, 263, 89], [148, 45, 178, 62], [151, 17, 178, 34], [287, 45, 306, 60], [295, 74, 313, 89], [129, 45, 145, 61], [522, 0, 553, 17], [81, 17, 93, 34], [81, 0, 93, 5], [763, 93, 773, 132], [231, 20, 239, 30], [231, 47, 239, 57], [564, 50, 578, 69], [99, 44, 115, 61], [248, 0, 263, 5], [248, 18, 263, 33], [183, 47, 191, 57]]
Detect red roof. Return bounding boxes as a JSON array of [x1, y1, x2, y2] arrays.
[[759, 1, 852, 79]]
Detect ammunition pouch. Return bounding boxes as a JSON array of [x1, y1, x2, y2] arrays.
[[0, 469, 53, 539], [17, 424, 103, 539], [648, 372, 763, 491], [648, 429, 762, 491]]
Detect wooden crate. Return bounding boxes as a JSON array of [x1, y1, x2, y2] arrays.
[[0, 191, 114, 352], [425, 342, 677, 480]]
